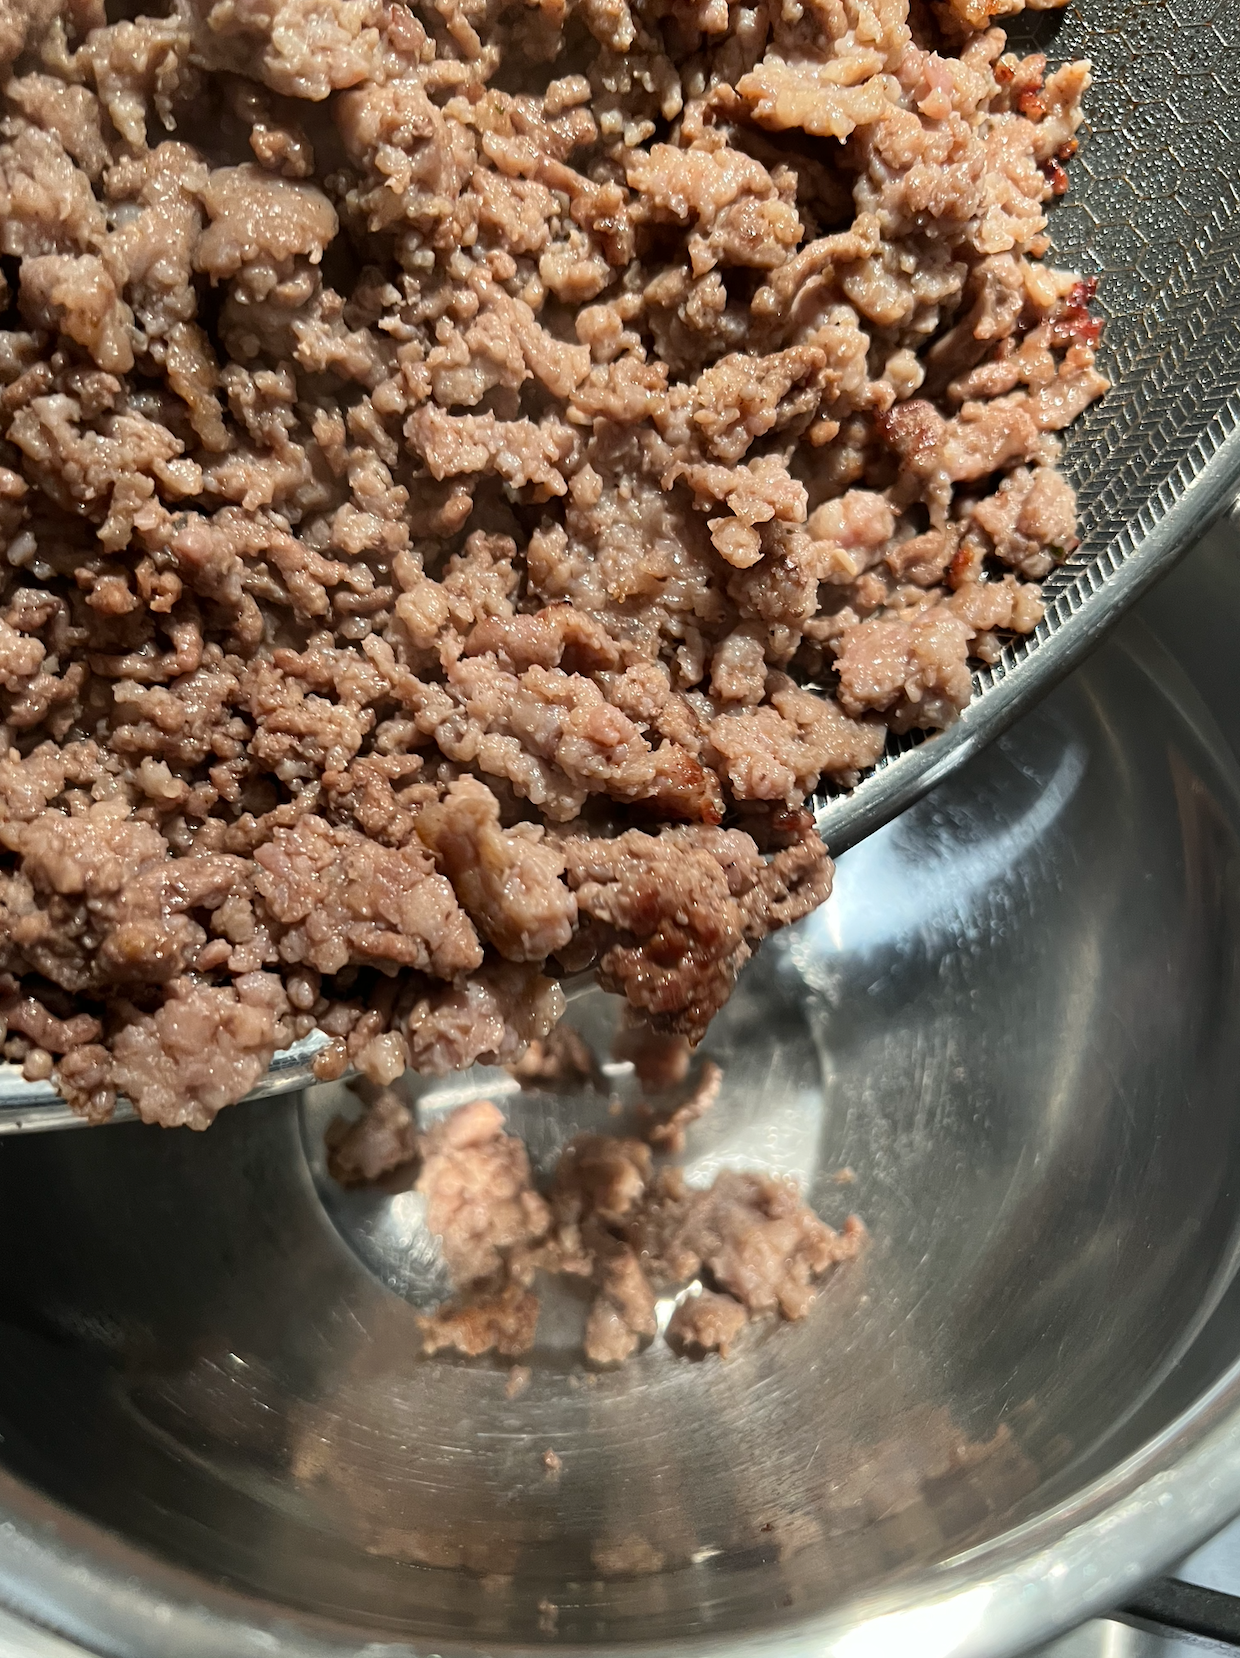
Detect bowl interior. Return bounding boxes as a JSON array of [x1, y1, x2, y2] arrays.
[[0, 557, 1239, 1652]]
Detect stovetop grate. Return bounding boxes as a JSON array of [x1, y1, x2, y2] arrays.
[[1035, 1518, 1240, 1655], [1122, 1577, 1240, 1649]]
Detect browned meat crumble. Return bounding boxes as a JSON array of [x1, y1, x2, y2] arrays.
[[666, 1287, 748, 1356], [417, 1096, 553, 1282], [612, 1020, 692, 1092], [507, 1019, 599, 1090], [639, 1055, 722, 1153], [0, 0, 1101, 1123], [332, 1091, 863, 1364], [325, 1083, 418, 1183]]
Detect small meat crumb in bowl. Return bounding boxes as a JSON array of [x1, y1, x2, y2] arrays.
[[321, 1020, 866, 1373]]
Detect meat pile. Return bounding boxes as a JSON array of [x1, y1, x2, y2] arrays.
[[0, 0, 1102, 1124], [328, 1091, 864, 1363]]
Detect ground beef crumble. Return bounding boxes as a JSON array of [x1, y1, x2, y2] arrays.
[[335, 1089, 863, 1365], [666, 1287, 748, 1357], [508, 1019, 599, 1090], [0, 0, 1101, 1123], [325, 1082, 417, 1183], [639, 1055, 722, 1153]]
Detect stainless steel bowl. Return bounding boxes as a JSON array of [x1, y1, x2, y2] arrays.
[[0, 519, 1237, 1658]]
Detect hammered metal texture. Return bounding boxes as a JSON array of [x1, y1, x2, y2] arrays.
[[828, 0, 1240, 808], [1020, 0, 1240, 633]]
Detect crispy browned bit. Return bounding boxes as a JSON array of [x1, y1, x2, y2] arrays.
[[418, 1283, 541, 1359], [0, 0, 1099, 1126]]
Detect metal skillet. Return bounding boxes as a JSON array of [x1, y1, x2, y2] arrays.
[[2, 0, 1238, 1133]]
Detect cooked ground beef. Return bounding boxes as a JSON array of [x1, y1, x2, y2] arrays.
[[419, 1280, 542, 1358], [612, 1019, 692, 1092], [639, 1055, 723, 1153], [507, 1019, 600, 1090], [626, 1166, 866, 1321], [325, 1082, 418, 1184], [392, 1097, 862, 1365], [0, 0, 1100, 1123], [666, 1287, 748, 1357], [415, 1095, 552, 1281]]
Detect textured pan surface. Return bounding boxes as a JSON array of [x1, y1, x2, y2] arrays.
[[816, 0, 1240, 851]]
